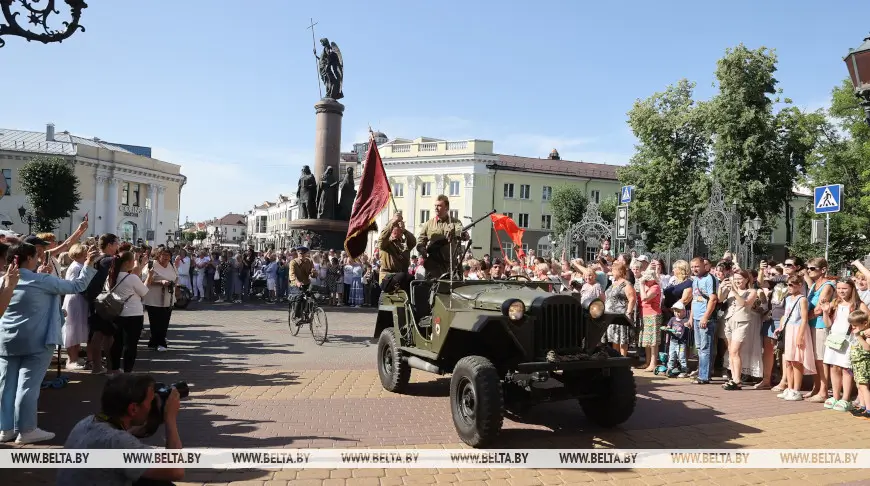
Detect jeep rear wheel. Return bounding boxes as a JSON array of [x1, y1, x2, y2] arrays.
[[377, 328, 410, 393], [450, 356, 503, 447], [579, 349, 637, 428]]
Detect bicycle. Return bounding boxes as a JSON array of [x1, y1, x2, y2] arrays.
[[288, 288, 328, 345]]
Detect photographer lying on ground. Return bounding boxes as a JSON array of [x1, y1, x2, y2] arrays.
[[57, 374, 183, 486]]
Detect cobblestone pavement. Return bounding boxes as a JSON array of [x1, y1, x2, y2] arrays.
[[5, 302, 870, 485]]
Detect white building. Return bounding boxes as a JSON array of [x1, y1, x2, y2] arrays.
[[0, 124, 186, 243], [204, 213, 247, 248], [246, 194, 298, 251]]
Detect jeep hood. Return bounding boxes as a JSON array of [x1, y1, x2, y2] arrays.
[[451, 285, 551, 312]]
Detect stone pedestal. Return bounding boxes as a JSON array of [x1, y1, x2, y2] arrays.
[[287, 219, 349, 252], [314, 98, 345, 185]]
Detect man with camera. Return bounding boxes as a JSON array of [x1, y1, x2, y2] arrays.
[[57, 374, 184, 486]]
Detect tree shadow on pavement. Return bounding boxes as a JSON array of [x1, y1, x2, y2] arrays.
[[3, 321, 353, 485], [493, 374, 762, 450]]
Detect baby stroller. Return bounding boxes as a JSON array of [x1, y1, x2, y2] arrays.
[[250, 271, 268, 300]]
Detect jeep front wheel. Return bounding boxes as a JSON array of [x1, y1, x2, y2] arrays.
[[377, 328, 410, 393], [579, 350, 637, 428], [450, 356, 503, 447]]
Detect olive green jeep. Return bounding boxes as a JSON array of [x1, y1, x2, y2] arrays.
[[373, 232, 637, 447]]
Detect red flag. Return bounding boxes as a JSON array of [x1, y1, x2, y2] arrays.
[[490, 213, 526, 260], [344, 141, 391, 258]]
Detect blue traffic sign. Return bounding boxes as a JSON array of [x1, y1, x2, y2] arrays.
[[813, 184, 842, 214], [620, 186, 634, 204]]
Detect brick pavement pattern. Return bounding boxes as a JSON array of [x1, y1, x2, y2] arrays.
[[4, 302, 870, 485]]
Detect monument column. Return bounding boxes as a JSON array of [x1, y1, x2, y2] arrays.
[[406, 176, 418, 232], [106, 177, 120, 235], [156, 185, 166, 232], [94, 174, 106, 236], [435, 174, 444, 197], [313, 99, 345, 185]]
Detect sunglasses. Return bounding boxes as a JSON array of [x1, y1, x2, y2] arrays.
[[807, 267, 820, 271], [784, 263, 794, 268]]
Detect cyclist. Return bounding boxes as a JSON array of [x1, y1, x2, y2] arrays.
[[289, 246, 315, 319]]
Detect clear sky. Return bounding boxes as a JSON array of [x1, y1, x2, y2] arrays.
[[0, 1, 866, 222]]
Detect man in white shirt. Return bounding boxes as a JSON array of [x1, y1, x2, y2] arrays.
[[175, 249, 191, 289], [194, 251, 211, 302]]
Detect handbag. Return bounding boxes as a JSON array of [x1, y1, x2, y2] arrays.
[[95, 274, 132, 322], [825, 332, 848, 351]]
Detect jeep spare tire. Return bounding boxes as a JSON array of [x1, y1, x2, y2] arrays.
[[579, 348, 637, 428], [377, 328, 410, 393], [450, 356, 504, 447]]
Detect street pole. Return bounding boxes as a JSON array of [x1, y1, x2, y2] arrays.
[[825, 213, 830, 261]]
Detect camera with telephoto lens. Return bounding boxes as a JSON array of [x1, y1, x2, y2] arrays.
[[133, 381, 189, 438]]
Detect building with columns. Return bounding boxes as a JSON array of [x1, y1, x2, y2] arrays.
[[0, 125, 186, 243]]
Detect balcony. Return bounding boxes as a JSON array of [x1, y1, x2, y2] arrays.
[[383, 139, 493, 158]]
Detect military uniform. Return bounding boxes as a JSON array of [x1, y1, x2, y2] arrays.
[[416, 214, 465, 280], [378, 221, 416, 293]]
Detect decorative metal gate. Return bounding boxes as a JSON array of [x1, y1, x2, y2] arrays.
[[553, 202, 614, 261]]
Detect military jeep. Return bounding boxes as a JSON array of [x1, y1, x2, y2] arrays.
[[373, 274, 637, 447]]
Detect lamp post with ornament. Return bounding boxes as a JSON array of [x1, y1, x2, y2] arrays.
[[844, 34, 870, 127], [0, 0, 87, 48]]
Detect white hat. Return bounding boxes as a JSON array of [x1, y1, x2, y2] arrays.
[[635, 255, 649, 263], [671, 301, 686, 311]]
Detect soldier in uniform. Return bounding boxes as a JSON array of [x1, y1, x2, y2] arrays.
[[289, 246, 316, 318], [416, 195, 468, 280], [378, 212, 416, 294]]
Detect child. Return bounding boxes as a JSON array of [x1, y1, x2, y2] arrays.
[[777, 275, 816, 401], [848, 310, 870, 418], [662, 301, 689, 377]]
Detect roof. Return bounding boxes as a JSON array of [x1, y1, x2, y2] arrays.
[[492, 154, 618, 180], [218, 213, 246, 226], [0, 128, 135, 156]]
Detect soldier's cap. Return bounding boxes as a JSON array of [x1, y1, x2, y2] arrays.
[[295, 246, 309, 253], [24, 235, 49, 247]]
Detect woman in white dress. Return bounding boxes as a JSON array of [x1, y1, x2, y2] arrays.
[[821, 279, 869, 411], [61, 244, 90, 370]]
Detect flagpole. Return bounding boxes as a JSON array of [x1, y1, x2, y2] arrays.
[[369, 126, 399, 214]]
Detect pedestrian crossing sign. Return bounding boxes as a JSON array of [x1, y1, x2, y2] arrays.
[[813, 184, 842, 214], [620, 186, 634, 204]]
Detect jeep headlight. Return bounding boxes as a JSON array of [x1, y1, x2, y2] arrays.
[[502, 299, 525, 321], [585, 299, 605, 319]]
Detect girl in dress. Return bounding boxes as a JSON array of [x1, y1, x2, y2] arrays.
[[722, 270, 760, 390], [603, 262, 636, 357], [776, 275, 815, 401], [61, 244, 89, 370], [820, 279, 869, 411]]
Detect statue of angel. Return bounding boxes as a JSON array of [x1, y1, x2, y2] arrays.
[[314, 37, 343, 100]]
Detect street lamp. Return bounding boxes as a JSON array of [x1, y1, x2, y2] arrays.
[[844, 34, 870, 126], [17, 205, 36, 234], [0, 0, 88, 48], [743, 216, 762, 267]]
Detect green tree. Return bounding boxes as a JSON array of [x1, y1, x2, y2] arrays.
[[17, 156, 81, 232], [618, 79, 710, 251], [788, 80, 870, 270], [550, 185, 587, 236], [707, 45, 821, 228], [598, 194, 618, 225], [182, 232, 196, 243], [195, 230, 207, 242]]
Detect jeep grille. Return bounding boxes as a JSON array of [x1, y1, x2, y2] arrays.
[[534, 296, 584, 357]]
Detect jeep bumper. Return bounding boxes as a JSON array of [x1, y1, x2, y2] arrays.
[[516, 356, 634, 373]]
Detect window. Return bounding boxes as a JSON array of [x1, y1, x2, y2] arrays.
[[449, 209, 459, 220], [420, 209, 430, 222], [542, 186, 552, 201], [449, 180, 460, 196], [519, 184, 531, 200], [122, 182, 129, 205], [421, 182, 432, 197], [132, 183, 140, 206], [503, 183, 514, 198], [590, 190, 600, 204], [392, 183, 404, 197], [504, 211, 513, 219], [501, 243, 530, 261], [517, 213, 529, 228], [541, 215, 552, 230], [2, 169, 11, 196], [537, 243, 552, 258], [585, 244, 598, 262]]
